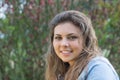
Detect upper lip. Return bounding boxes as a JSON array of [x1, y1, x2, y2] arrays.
[[60, 50, 72, 53]]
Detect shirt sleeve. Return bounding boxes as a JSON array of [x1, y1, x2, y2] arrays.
[[86, 57, 119, 80]]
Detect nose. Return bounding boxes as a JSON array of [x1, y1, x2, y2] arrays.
[[61, 38, 69, 47]]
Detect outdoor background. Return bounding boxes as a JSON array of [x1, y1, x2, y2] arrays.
[[0, 0, 120, 80]]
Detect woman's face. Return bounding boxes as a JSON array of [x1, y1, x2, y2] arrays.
[[53, 22, 83, 66]]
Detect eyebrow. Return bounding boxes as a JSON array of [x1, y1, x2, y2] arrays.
[[54, 33, 76, 36]]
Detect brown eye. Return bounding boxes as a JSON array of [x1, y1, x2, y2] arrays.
[[54, 36, 62, 40], [68, 36, 78, 40]]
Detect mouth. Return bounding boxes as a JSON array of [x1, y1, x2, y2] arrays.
[[61, 50, 71, 53], [60, 50, 72, 56]]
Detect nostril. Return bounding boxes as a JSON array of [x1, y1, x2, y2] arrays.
[[61, 38, 70, 47], [61, 42, 69, 47]]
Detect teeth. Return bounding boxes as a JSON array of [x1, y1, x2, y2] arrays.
[[62, 51, 71, 54]]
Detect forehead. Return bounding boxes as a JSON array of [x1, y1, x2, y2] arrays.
[[54, 22, 81, 35]]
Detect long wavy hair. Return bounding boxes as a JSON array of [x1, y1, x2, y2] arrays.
[[45, 10, 101, 80]]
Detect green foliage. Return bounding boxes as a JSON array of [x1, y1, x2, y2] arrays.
[[0, 0, 120, 79], [91, 0, 120, 75]]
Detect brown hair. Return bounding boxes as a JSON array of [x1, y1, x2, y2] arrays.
[[45, 10, 101, 80]]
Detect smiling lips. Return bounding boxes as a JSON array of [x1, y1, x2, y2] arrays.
[[60, 50, 72, 56]]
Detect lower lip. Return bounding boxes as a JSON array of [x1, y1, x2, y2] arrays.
[[61, 52, 71, 56]]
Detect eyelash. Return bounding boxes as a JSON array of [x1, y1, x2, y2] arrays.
[[54, 36, 78, 40], [54, 36, 62, 40], [68, 36, 78, 40]]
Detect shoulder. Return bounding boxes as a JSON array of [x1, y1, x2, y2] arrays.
[[87, 56, 113, 72], [86, 56, 119, 80]]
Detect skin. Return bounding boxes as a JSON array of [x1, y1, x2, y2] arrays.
[[53, 22, 84, 66]]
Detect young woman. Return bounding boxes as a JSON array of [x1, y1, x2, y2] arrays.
[[45, 10, 119, 80]]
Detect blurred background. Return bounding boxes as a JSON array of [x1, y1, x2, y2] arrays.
[[0, 0, 120, 80]]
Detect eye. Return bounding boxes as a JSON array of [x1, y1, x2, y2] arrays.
[[54, 36, 62, 40], [68, 36, 78, 40]]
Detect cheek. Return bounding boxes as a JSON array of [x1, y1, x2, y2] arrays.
[[73, 40, 83, 51], [53, 41, 59, 51]]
